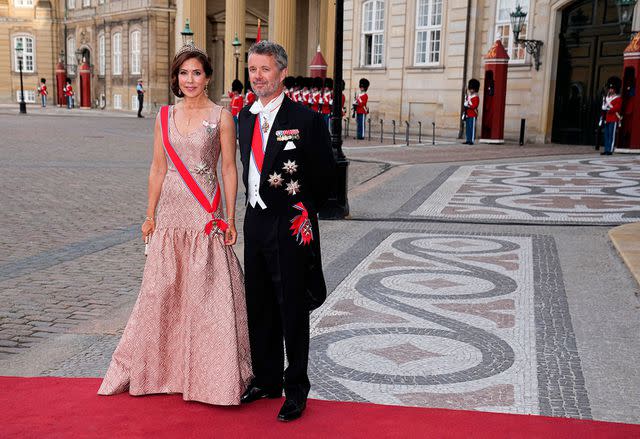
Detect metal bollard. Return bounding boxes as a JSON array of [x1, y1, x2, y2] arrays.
[[519, 119, 526, 146], [368, 117, 372, 141], [380, 119, 384, 143], [432, 122, 436, 145], [392, 120, 396, 144], [418, 121, 422, 144], [405, 121, 410, 146]]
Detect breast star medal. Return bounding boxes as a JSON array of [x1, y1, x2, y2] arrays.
[[268, 172, 284, 188], [282, 160, 298, 174], [285, 180, 301, 196]]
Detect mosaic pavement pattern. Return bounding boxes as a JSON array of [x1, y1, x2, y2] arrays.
[[401, 157, 640, 224], [309, 230, 590, 419]]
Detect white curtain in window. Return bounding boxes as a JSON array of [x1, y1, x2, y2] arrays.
[[130, 31, 141, 74], [98, 33, 106, 75], [67, 36, 75, 68], [113, 33, 122, 75]]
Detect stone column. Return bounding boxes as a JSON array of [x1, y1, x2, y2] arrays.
[[270, 0, 296, 73], [224, 0, 245, 93], [322, 0, 335, 76], [182, 0, 207, 50]]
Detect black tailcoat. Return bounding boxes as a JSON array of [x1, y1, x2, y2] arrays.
[[238, 95, 336, 402]]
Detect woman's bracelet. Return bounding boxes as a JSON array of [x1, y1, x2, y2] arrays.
[[144, 216, 154, 222]]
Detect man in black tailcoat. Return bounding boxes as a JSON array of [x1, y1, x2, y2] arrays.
[[238, 40, 336, 422]]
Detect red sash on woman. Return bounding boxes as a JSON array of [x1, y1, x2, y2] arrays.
[[160, 105, 228, 235]]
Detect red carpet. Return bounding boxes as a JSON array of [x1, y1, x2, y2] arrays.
[[1, 377, 638, 438]]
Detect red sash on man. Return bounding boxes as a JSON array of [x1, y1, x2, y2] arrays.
[[160, 105, 228, 235]]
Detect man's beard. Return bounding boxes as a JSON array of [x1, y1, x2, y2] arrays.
[[252, 80, 280, 98]]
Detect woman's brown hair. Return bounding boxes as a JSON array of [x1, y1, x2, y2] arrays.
[[170, 51, 213, 97]]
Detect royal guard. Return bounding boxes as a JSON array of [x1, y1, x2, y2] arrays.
[[284, 76, 296, 100], [463, 78, 480, 145], [310, 77, 323, 113], [245, 86, 256, 107], [300, 78, 311, 108], [37, 78, 48, 108], [321, 78, 333, 126], [230, 79, 245, 136], [353, 78, 369, 140], [600, 76, 623, 155], [63, 78, 74, 109]]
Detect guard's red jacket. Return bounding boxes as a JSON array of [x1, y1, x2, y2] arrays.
[[230, 94, 244, 116], [355, 92, 368, 114], [321, 90, 332, 115], [464, 94, 479, 118], [603, 95, 622, 123], [245, 90, 256, 106]]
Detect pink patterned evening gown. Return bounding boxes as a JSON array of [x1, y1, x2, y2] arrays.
[[98, 104, 253, 405]]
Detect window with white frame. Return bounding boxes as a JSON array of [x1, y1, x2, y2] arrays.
[[130, 30, 141, 74], [14, 36, 35, 73], [113, 32, 122, 75], [16, 90, 36, 103], [66, 36, 75, 71], [131, 95, 138, 110], [495, 0, 528, 62], [415, 0, 443, 65], [98, 33, 106, 75], [14, 0, 34, 7], [362, 0, 384, 67], [82, 0, 90, 6], [67, 0, 75, 9], [113, 94, 122, 109]]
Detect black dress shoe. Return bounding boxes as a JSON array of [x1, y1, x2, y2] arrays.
[[240, 385, 281, 404], [277, 399, 306, 422], [600, 151, 607, 155]]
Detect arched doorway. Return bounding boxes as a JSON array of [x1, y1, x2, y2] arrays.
[[551, 0, 628, 145]]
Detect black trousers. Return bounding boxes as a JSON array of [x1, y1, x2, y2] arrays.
[[137, 94, 144, 116], [243, 205, 311, 403]]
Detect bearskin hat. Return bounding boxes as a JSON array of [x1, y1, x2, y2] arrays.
[[606, 76, 622, 93], [283, 76, 296, 89], [324, 77, 334, 89], [312, 76, 324, 90], [359, 77, 370, 91], [468, 78, 480, 92], [231, 79, 243, 93]]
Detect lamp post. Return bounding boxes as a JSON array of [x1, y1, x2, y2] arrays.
[[232, 33, 241, 80], [616, 0, 637, 35], [320, 0, 349, 219], [181, 19, 194, 46], [15, 39, 27, 114], [510, 4, 544, 71]]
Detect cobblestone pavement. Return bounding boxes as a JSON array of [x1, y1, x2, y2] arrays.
[[1, 114, 639, 425]]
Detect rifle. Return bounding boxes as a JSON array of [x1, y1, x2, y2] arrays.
[[351, 91, 357, 118]]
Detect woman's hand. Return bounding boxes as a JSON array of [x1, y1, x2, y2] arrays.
[[224, 221, 237, 246], [142, 217, 155, 242]]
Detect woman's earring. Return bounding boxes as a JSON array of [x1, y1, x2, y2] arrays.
[[204, 84, 209, 94]]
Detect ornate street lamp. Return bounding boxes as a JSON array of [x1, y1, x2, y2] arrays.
[[181, 19, 194, 46], [510, 3, 544, 71], [616, 0, 637, 35], [15, 39, 27, 114], [232, 33, 241, 80], [320, 0, 349, 219]]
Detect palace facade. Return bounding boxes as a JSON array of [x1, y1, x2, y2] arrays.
[[2, 0, 639, 143]]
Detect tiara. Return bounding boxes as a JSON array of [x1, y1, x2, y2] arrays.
[[174, 40, 208, 59]]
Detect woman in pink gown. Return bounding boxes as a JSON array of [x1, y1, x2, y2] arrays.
[[98, 43, 252, 405]]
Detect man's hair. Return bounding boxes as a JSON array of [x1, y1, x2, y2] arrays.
[[248, 41, 288, 70]]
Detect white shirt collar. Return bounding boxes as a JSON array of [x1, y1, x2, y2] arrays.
[[249, 90, 285, 115]]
